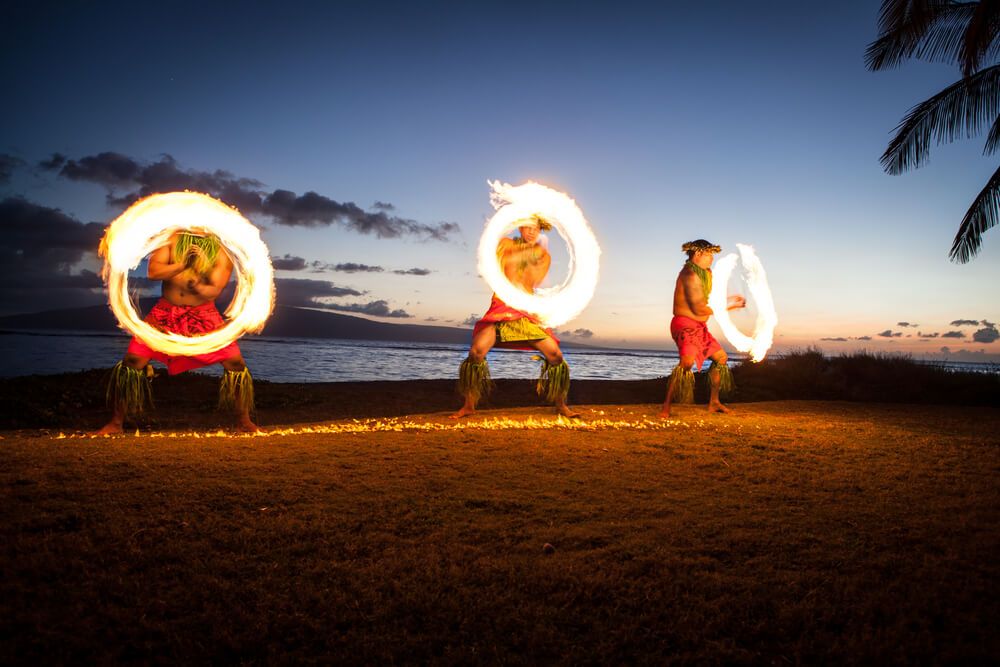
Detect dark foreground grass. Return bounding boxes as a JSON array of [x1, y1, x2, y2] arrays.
[[2, 402, 998, 663], [730, 349, 1000, 406]]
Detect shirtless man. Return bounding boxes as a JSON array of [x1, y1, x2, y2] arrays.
[[451, 215, 579, 419], [95, 231, 258, 434], [660, 239, 746, 418]]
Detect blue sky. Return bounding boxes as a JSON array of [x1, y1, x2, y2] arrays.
[[2, 1, 998, 359]]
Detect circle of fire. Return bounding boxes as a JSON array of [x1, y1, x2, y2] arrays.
[[708, 243, 777, 362], [478, 180, 600, 328], [99, 192, 275, 356]]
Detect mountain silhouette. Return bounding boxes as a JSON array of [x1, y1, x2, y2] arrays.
[[0, 299, 599, 348]]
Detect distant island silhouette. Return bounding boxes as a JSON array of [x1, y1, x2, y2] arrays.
[[0, 298, 604, 349]]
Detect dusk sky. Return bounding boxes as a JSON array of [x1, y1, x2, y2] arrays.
[[2, 1, 998, 360]]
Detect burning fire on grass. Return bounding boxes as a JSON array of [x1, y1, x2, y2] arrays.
[[55, 415, 748, 439]]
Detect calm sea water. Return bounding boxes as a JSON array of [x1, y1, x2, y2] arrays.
[[0, 331, 994, 382], [0, 331, 683, 382]]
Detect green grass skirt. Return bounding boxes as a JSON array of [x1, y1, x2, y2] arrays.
[[458, 357, 494, 403], [219, 367, 255, 414], [496, 318, 549, 343]]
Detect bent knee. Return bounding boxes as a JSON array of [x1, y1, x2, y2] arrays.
[[468, 347, 489, 363], [545, 352, 564, 366], [222, 357, 247, 372], [679, 356, 697, 370], [123, 353, 148, 370], [715, 353, 729, 366]]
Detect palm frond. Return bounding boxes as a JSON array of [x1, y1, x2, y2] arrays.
[[950, 163, 1000, 261], [961, 0, 1000, 74], [882, 64, 1000, 173], [983, 113, 1000, 152], [867, 1, 977, 70], [877, 0, 939, 33]]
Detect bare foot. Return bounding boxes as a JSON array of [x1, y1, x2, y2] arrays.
[[449, 406, 476, 419], [92, 422, 124, 436], [235, 419, 263, 433], [658, 407, 671, 419], [557, 404, 581, 419], [707, 401, 731, 414]]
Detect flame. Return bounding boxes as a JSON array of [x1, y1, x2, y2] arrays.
[[99, 192, 275, 356], [56, 414, 730, 440], [708, 243, 777, 362], [478, 181, 600, 328]]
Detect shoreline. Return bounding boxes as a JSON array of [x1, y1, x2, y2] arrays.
[[2, 364, 999, 432]]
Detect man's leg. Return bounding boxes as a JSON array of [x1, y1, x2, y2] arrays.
[[220, 355, 259, 431], [660, 355, 696, 418], [532, 337, 579, 418], [451, 325, 497, 418], [706, 350, 734, 413], [95, 352, 152, 435]]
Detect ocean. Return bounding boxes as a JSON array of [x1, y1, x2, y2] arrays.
[[0, 331, 994, 382], [0, 331, 681, 382]]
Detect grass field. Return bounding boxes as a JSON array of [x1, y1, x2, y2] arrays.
[[3, 401, 998, 663]]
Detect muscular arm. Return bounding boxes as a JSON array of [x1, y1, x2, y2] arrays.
[[186, 251, 233, 300], [499, 240, 549, 292], [522, 251, 550, 290], [682, 271, 713, 317], [147, 236, 187, 280]]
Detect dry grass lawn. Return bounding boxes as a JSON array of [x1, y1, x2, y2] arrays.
[[2, 401, 998, 664]]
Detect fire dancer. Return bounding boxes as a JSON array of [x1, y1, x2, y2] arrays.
[[452, 215, 579, 419], [95, 232, 257, 434], [660, 239, 746, 418]]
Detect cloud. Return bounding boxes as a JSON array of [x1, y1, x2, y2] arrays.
[[820, 337, 848, 342], [424, 316, 439, 322], [38, 153, 66, 170], [560, 328, 594, 338], [972, 324, 999, 343], [854, 336, 872, 341], [950, 319, 980, 326], [262, 189, 460, 240], [941, 331, 965, 339], [271, 254, 308, 271], [918, 332, 939, 338], [332, 262, 385, 273], [461, 314, 479, 326], [877, 329, 902, 338], [269, 257, 431, 277], [58, 152, 146, 187], [983, 319, 996, 327], [322, 300, 412, 318], [273, 278, 364, 309], [0, 197, 102, 256], [270, 256, 393, 274], [372, 201, 395, 211], [0, 196, 108, 313], [43, 152, 459, 241], [897, 321, 918, 327], [0, 154, 25, 184]]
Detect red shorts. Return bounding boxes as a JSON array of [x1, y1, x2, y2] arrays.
[[670, 315, 723, 370], [126, 298, 241, 375], [471, 295, 559, 351]]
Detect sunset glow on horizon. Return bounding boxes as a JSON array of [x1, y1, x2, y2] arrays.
[[2, 2, 998, 362]]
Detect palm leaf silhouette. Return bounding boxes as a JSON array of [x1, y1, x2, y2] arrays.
[[866, 1, 975, 70], [951, 163, 1000, 260], [868, 0, 1000, 261], [881, 64, 1000, 173]]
